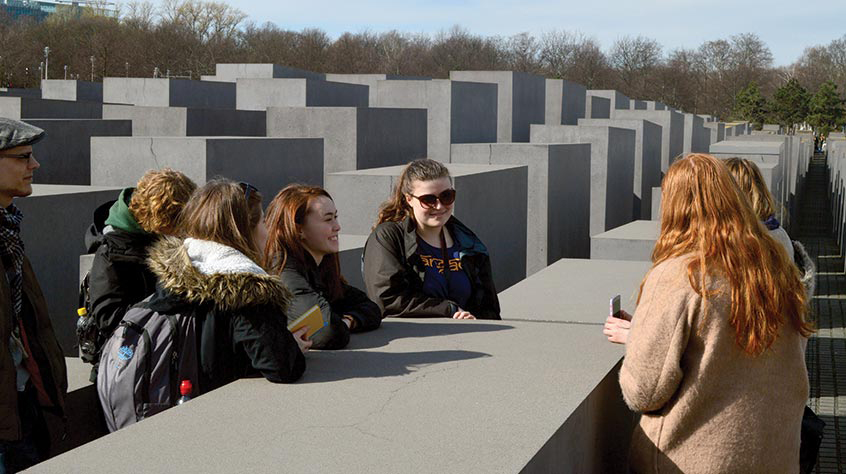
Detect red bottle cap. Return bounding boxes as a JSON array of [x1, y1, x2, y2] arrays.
[[180, 380, 192, 396]]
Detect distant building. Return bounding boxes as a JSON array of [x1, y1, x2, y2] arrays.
[[0, 0, 116, 22]]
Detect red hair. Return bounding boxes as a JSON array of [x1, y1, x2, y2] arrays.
[[645, 153, 813, 355], [263, 184, 344, 301]]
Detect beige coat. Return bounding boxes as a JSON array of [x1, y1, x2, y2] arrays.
[[620, 255, 807, 474]]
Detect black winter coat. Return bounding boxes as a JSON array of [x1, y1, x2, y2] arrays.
[[363, 217, 501, 320], [144, 237, 305, 392], [280, 257, 381, 350], [89, 229, 157, 352]]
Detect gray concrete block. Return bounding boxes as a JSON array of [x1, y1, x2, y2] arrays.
[[0, 97, 102, 120], [374, 79, 497, 162], [266, 107, 427, 177], [587, 96, 611, 119], [499, 258, 651, 324], [31, 319, 633, 474], [103, 104, 265, 137], [578, 118, 663, 220], [631, 99, 647, 110], [41, 80, 103, 102], [326, 163, 528, 290], [451, 143, 591, 273], [682, 114, 710, 154], [588, 90, 630, 111], [103, 78, 236, 109], [90, 137, 324, 193], [613, 109, 684, 172], [590, 220, 659, 262], [704, 122, 725, 144], [530, 124, 636, 237], [449, 71, 545, 142], [326, 74, 432, 106], [545, 79, 586, 125], [0, 87, 41, 98], [710, 139, 786, 218], [646, 101, 666, 111], [236, 78, 368, 111], [338, 234, 367, 292], [651, 186, 662, 220], [16, 185, 123, 356], [208, 63, 326, 82], [28, 119, 133, 185]]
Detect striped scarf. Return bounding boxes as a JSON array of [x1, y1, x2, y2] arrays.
[[0, 204, 25, 321]]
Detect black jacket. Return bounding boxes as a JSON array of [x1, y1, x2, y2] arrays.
[[363, 216, 501, 320], [280, 257, 381, 350], [144, 237, 305, 392], [89, 228, 157, 351]]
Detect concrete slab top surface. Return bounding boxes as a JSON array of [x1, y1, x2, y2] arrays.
[[592, 220, 660, 241], [711, 140, 783, 153], [498, 258, 651, 324], [26, 184, 123, 196], [32, 319, 626, 474], [330, 163, 525, 177], [338, 234, 368, 251]]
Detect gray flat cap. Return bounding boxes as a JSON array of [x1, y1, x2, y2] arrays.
[[0, 118, 45, 151]]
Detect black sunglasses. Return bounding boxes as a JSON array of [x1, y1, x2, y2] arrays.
[[0, 151, 34, 160], [410, 189, 456, 209], [239, 182, 259, 201]]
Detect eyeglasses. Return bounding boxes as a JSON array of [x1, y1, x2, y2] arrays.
[[409, 189, 456, 209], [0, 151, 34, 160], [239, 182, 258, 201]]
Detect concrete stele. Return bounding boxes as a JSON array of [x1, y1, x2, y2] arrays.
[[374, 79, 497, 162], [31, 319, 632, 474], [90, 136, 324, 192], [449, 71, 545, 143], [529, 124, 636, 237], [590, 220, 659, 262], [235, 78, 368, 111], [102, 104, 265, 137], [450, 143, 592, 274]]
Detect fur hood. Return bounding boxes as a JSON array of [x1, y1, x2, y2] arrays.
[[793, 240, 816, 301], [147, 236, 292, 313]]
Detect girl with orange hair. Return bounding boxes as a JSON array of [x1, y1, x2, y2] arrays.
[[263, 185, 381, 350], [619, 153, 812, 473]]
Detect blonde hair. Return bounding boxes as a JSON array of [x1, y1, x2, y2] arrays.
[[724, 158, 776, 221], [646, 153, 812, 355], [129, 168, 197, 235]]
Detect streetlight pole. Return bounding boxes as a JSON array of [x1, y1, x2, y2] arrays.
[[43, 46, 50, 80], [64, 65, 68, 80], [125, 61, 129, 77], [90, 56, 95, 82]]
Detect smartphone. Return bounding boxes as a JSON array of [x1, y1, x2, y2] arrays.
[[609, 295, 621, 319]]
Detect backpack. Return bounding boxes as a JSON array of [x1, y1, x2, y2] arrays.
[[77, 199, 116, 365], [96, 302, 199, 432]]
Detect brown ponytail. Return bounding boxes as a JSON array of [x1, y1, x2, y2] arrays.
[[374, 159, 451, 229]]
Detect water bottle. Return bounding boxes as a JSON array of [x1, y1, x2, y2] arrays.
[[177, 380, 192, 405]]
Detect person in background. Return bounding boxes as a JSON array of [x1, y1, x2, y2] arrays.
[[263, 185, 381, 349], [86, 168, 196, 380], [363, 159, 500, 320], [619, 153, 812, 473], [0, 118, 67, 472]]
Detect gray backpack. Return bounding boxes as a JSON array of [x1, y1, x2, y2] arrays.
[[96, 303, 199, 432]]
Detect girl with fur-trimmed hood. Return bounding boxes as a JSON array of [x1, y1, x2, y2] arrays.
[[143, 179, 311, 393]]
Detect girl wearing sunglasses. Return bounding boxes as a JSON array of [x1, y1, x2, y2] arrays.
[[363, 159, 501, 320], [263, 185, 382, 349]]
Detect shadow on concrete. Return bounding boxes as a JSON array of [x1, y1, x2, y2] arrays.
[[349, 320, 515, 350], [300, 349, 492, 383]]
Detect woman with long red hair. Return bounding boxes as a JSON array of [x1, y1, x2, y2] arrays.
[[620, 153, 813, 473], [263, 184, 381, 350]]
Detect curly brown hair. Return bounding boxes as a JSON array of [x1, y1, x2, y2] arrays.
[[129, 168, 197, 235]]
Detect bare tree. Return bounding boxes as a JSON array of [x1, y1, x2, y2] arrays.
[[608, 35, 662, 98]]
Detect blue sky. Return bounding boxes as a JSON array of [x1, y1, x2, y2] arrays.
[[154, 0, 845, 66]]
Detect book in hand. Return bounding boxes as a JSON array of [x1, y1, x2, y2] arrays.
[[287, 305, 327, 339]]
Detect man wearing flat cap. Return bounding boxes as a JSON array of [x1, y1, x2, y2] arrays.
[[0, 118, 67, 472]]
